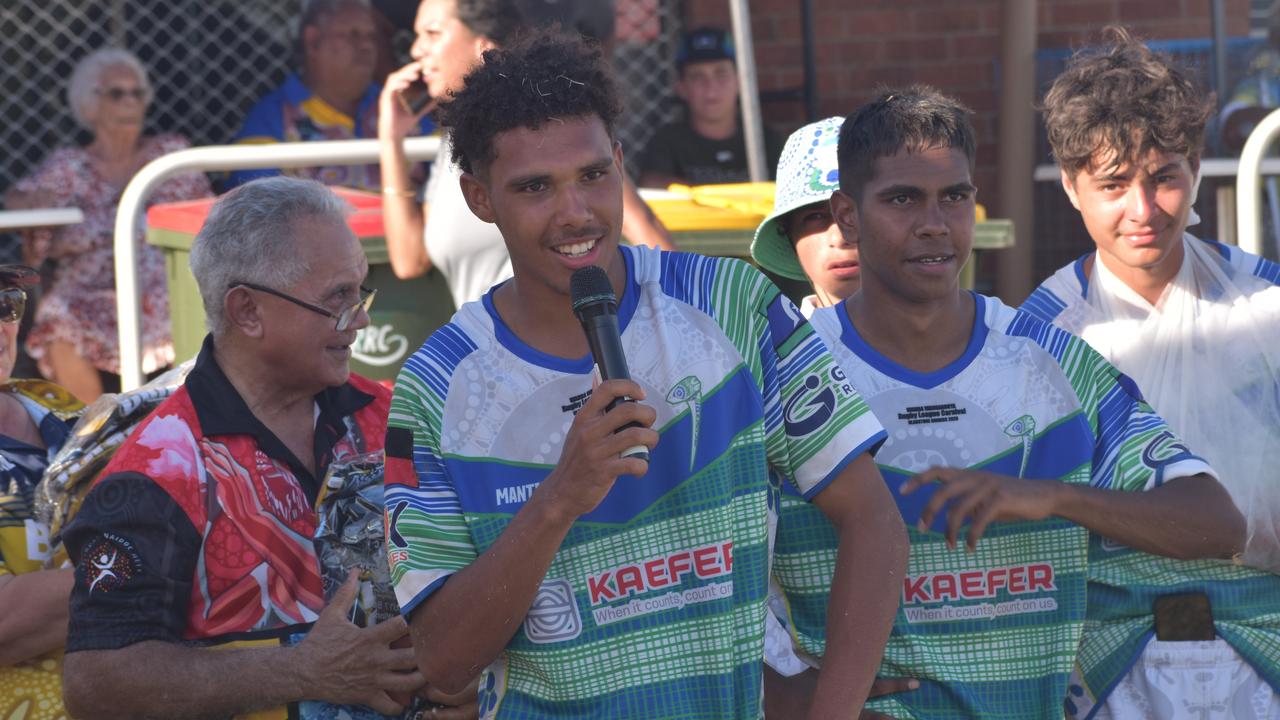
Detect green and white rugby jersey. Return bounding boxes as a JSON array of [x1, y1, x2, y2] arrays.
[[385, 246, 885, 719], [770, 294, 1214, 719]]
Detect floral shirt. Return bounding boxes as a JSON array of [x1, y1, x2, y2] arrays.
[[13, 134, 212, 376]]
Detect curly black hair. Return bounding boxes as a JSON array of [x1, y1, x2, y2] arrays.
[[436, 29, 621, 175], [837, 84, 976, 202], [1042, 26, 1214, 176]]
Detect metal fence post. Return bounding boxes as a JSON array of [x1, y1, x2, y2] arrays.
[[1236, 107, 1280, 257]]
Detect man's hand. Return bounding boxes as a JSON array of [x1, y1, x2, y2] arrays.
[[294, 572, 425, 714], [859, 677, 921, 719], [533, 379, 658, 521], [901, 467, 1058, 552]]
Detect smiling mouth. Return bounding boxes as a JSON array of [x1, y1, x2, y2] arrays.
[[909, 255, 953, 265], [554, 238, 598, 258]]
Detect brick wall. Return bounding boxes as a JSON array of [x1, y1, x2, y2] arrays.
[[682, 0, 1252, 219]]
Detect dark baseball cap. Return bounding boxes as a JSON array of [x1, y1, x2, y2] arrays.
[[677, 27, 735, 70]]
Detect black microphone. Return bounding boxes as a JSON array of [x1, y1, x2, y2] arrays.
[[570, 266, 649, 463]]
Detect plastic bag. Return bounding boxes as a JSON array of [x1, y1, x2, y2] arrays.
[[316, 454, 454, 720], [315, 451, 400, 628], [1061, 234, 1280, 572]]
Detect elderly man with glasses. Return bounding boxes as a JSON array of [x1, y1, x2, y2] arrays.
[[58, 177, 447, 720]]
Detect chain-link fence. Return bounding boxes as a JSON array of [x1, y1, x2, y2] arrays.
[[0, 0, 682, 201]]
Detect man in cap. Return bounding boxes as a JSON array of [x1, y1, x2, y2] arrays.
[[638, 26, 782, 187]]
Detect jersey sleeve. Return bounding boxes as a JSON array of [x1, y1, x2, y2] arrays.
[[1075, 343, 1215, 493], [63, 473, 201, 652], [384, 368, 477, 617], [748, 271, 885, 499]]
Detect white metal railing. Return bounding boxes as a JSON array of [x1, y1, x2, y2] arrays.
[[1237, 107, 1280, 257], [114, 136, 440, 391]]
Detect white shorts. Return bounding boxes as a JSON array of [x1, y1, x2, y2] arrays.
[[1069, 638, 1279, 719], [763, 576, 820, 677]]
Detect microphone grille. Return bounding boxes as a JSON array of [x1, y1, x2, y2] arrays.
[[570, 266, 615, 311]]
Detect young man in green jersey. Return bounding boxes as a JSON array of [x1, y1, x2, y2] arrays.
[[757, 84, 1246, 719], [384, 31, 907, 719]]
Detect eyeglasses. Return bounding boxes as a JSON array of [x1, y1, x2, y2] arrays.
[[97, 87, 148, 102], [0, 288, 27, 324], [235, 282, 375, 331]]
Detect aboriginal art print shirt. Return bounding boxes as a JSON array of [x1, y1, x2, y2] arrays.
[[62, 337, 391, 720]]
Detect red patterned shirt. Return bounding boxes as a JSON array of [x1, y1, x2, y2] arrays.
[[63, 337, 389, 714]]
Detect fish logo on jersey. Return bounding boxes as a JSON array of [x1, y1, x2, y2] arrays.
[[667, 376, 703, 471], [1004, 414, 1036, 478]]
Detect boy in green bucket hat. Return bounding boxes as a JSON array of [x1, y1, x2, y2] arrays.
[[751, 116, 861, 315]]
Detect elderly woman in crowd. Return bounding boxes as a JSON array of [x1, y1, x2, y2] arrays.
[[3, 47, 211, 402], [0, 264, 83, 720]]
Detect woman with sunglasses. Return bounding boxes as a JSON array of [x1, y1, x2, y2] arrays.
[[3, 47, 212, 403], [0, 264, 84, 720]]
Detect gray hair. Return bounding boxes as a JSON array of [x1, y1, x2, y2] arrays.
[[190, 177, 353, 336], [295, 0, 373, 66], [67, 47, 152, 130]]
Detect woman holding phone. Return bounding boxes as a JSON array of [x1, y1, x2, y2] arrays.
[[376, 0, 673, 311]]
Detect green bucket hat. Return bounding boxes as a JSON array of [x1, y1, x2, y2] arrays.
[[750, 116, 844, 281]]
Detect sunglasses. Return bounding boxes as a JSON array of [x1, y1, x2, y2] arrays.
[[235, 282, 375, 332], [0, 288, 27, 324], [97, 86, 148, 102]]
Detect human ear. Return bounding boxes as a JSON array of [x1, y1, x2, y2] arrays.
[[830, 189, 859, 243], [460, 172, 496, 224], [1060, 168, 1083, 212], [224, 287, 264, 339]]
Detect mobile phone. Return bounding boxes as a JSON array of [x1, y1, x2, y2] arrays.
[[397, 77, 431, 115], [1153, 593, 1215, 641]]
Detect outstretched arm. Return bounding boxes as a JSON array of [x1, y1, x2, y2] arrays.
[[904, 468, 1244, 559]]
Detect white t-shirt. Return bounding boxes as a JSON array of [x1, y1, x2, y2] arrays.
[[424, 136, 514, 309]]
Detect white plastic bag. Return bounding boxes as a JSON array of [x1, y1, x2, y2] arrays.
[[1061, 234, 1280, 572]]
